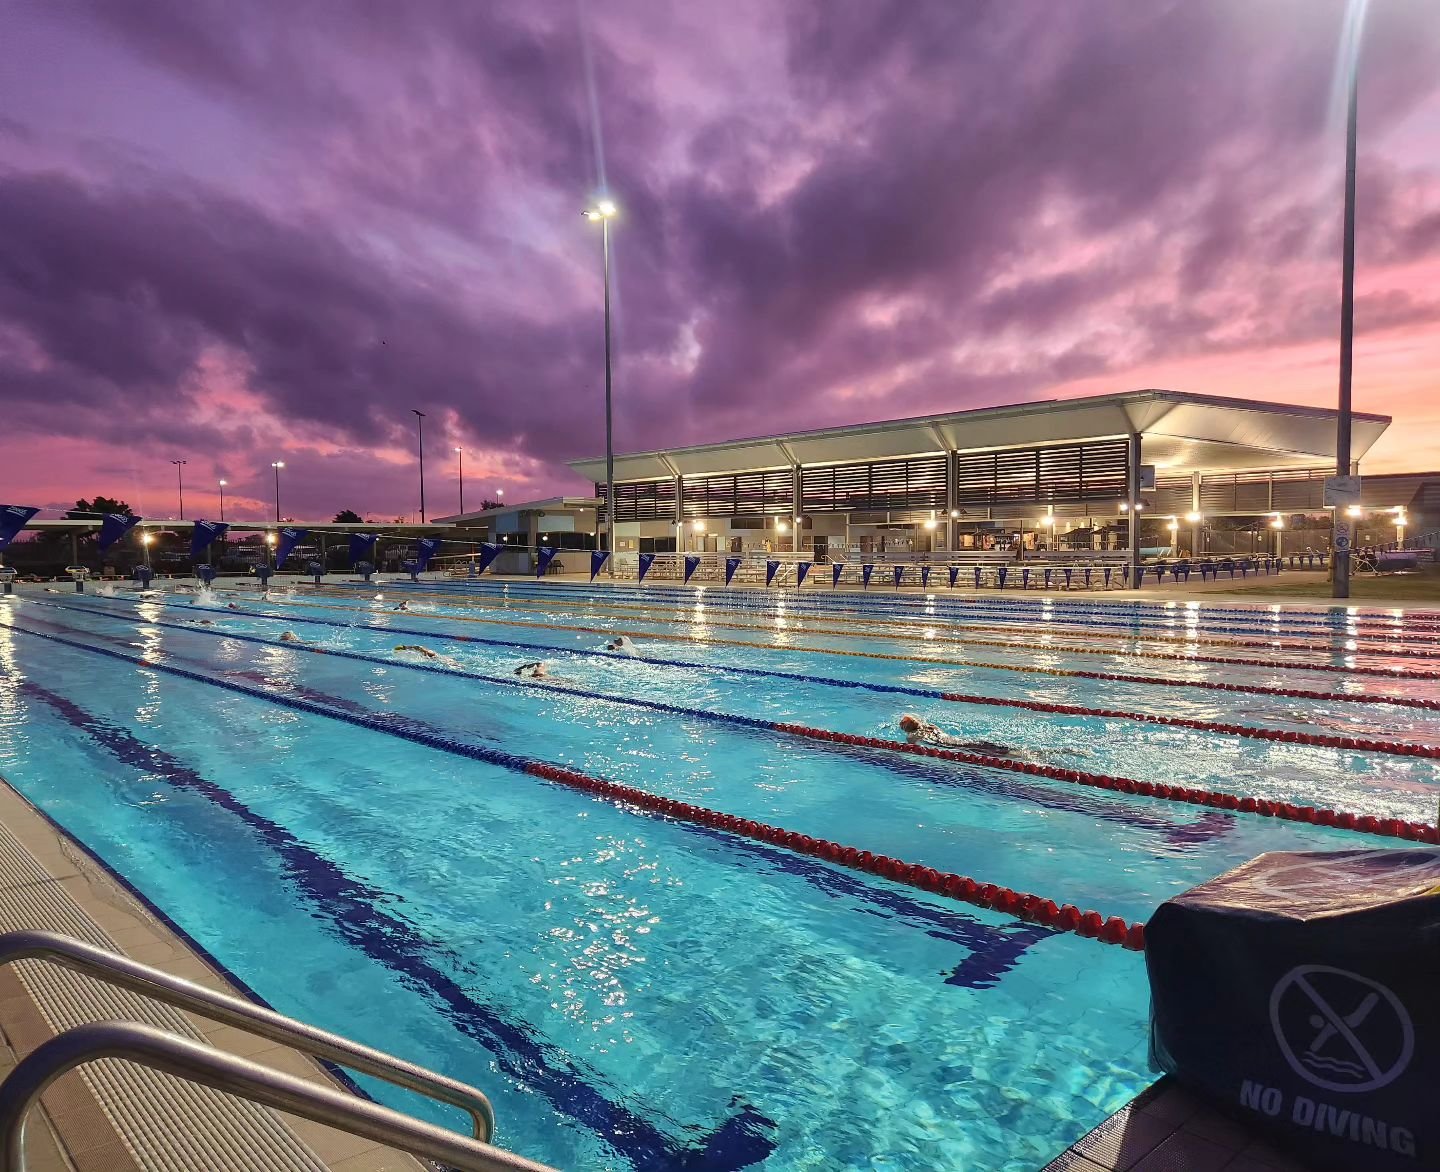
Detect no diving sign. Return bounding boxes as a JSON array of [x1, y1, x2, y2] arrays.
[[1270, 965, 1414, 1094]]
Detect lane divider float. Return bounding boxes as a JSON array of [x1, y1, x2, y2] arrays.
[[46, 597, 1440, 758], [30, 599, 1440, 843], [286, 591, 1440, 682], [5, 620, 1145, 950], [363, 583, 1440, 658], [415, 580, 1440, 640]]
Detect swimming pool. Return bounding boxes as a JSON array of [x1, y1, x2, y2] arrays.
[[2, 581, 1438, 1170]]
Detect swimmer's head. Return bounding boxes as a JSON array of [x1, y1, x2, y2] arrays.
[[899, 714, 923, 734]]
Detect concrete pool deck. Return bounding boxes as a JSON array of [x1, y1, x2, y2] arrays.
[[0, 776, 433, 1172]]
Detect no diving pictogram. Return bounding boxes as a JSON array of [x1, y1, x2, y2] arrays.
[[1270, 965, 1413, 1094]]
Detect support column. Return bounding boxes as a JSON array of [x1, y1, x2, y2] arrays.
[[1191, 472, 1202, 557], [945, 451, 957, 552], [1127, 433, 1143, 587]]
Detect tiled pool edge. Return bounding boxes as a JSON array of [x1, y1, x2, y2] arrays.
[[1042, 1077, 1313, 1172], [0, 773, 432, 1172]]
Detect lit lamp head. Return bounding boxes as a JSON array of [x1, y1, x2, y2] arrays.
[[1270, 516, 1285, 530], [271, 461, 285, 470], [265, 533, 277, 545], [582, 200, 618, 222], [1184, 511, 1203, 523], [140, 533, 154, 546], [1345, 505, 1363, 518]]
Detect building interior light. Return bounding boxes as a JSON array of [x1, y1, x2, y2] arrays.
[[1345, 506, 1363, 518], [1184, 511, 1203, 523]]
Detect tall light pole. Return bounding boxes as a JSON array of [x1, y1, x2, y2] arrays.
[[1334, 5, 1362, 599], [171, 460, 187, 519], [271, 462, 285, 523], [218, 479, 227, 522], [454, 447, 465, 516], [584, 198, 617, 575], [412, 409, 427, 523]]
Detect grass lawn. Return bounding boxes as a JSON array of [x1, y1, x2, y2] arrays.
[[1204, 570, 1440, 603]]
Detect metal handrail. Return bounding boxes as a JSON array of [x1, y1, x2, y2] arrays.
[[0, 1021, 554, 1172], [0, 931, 494, 1141]]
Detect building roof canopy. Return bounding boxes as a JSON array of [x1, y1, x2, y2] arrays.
[[569, 389, 1390, 483]]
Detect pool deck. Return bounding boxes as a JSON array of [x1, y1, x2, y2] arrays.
[[0, 776, 432, 1172], [1043, 1080, 1312, 1172]]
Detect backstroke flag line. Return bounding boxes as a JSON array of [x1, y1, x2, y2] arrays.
[[96, 513, 141, 554], [0, 506, 38, 551], [189, 520, 230, 562], [274, 526, 308, 567], [416, 537, 443, 571], [477, 543, 503, 574], [348, 532, 379, 565]]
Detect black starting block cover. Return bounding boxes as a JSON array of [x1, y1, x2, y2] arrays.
[[1147, 847, 1440, 1172]]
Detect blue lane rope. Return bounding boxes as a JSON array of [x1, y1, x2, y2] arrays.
[[362, 580, 1433, 644], [402, 577, 1431, 634]]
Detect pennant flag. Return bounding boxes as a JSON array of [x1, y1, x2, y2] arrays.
[[861, 564, 874, 587], [348, 532, 378, 565], [795, 562, 811, 587], [1063, 568, 1073, 589], [683, 554, 700, 584], [1103, 566, 1113, 587], [416, 537, 443, 571], [273, 526, 307, 567], [590, 550, 610, 581], [0, 506, 38, 551], [476, 542, 503, 574], [832, 562, 844, 588], [765, 560, 780, 587], [638, 553, 655, 582], [949, 566, 960, 588], [920, 566, 931, 589], [96, 512, 141, 554], [725, 556, 741, 586], [535, 546, 558, 578], [189, 520, 230, 562], [973, 566, 982, 588], [1021, 568, 1031, 589], [892, 565, 904, 588], [997, 567, 1008, 588]]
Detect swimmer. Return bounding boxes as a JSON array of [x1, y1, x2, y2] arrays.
[[395, 644, 440, 660], [604, 635, 636, 654], [190, 619, 215, 627], [514, 661, 549, 679], [227, 602, 240, 610], [278, 631, 305, 644], [898, 713, 1018, 757], [392, 601, 410, 612]]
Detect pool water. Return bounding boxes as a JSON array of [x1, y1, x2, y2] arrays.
[[1, 582, 1437, 1171]]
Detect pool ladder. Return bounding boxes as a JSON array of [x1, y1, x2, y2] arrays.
[[0, 930, 554, 1172]]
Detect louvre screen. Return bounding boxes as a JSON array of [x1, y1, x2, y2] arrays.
[[599, 479, 678, 523], [681, 469, 792, 517], [953, 439, 1128, 507], [800, 455, 948, 513], [1150, 476, 1194, 514]]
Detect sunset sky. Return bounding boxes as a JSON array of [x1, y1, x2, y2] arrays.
[[1, 0, 1438, 522]]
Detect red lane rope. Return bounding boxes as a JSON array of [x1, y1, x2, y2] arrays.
[[522, 761, 1146, 950], [929, 691, 1440, 759], [774, 723, 1440, 846], [1001, 668, 1440, 712]]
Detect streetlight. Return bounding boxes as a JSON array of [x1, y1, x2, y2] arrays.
[[583, 197, 618, 576], [171, 460, 187, 519], [271, 462, 285, 523], [218, 479, 227, 522], [1334, 0, 1364, 599], [412, 409, 427, 523], [454, 447, 465, 516]]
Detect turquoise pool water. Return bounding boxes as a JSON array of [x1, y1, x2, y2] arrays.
[[1, 582, 1438, 1170]]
